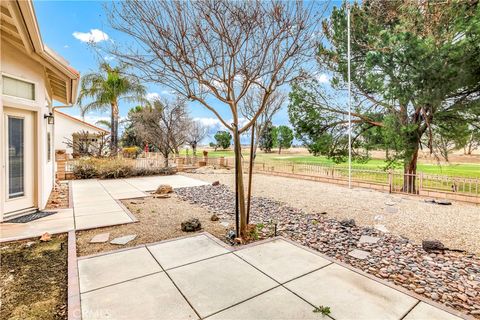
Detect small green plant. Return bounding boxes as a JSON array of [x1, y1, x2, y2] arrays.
[[313, 305, 331, 316], [257, 223, 264, 229], [312, 219, 318, 225]]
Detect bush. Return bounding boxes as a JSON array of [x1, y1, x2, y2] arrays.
[[122, 146, 142, 158], [72, 158, 177, 179]]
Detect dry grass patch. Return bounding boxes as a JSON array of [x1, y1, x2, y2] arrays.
[[0, 235, 68, 320]]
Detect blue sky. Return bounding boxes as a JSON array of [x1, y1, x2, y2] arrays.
[[34, 1, 336, 137]]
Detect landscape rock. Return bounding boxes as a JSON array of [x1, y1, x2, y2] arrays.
[[181, 218, 202, 232], [348, 249, 370, 260], [212, 181, 220, 186], [110, 234, 137, 245], [358, 235, 380, 244], [340, 219, 356, 228], [220, 222, 230, 227], [175, 184, 480, 317], [155, 184, 173, 194], [436, 199, 452, 205], [210, 214, 219, 221], [40, 232, 51, 242], [422, 240, 446, 252], [90, 233, 110, 243]]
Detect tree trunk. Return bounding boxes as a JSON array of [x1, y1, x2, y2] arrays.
[[232, 125, 247, 237], [111, 103, 119, 156], [403, 146, 419, 194], [278, 147, 281, 154], [246, 125, 255, 224]]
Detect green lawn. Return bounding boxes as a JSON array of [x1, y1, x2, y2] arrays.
[[185, 149, 480, 178]]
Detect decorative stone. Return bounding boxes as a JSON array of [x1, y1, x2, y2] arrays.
[[436, 200, 452, 205], [220, 222, 230, 227], [422, 240, 446, 252], [90, 233, 110, 243], [348, 249, 370, 260], [155, 184, 173, 194], [212, 181, 220, 186], [181, 218, 201, 232], [40, 232, 51, 242], [385, 201, 395, 206], [358, 235, 380, 244], [110, 234, 137, 245], [340, 219, 356, 228], [210, 214, 219, 221]]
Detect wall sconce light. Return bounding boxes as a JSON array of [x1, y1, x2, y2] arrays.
[[44, 112, 55, 124]]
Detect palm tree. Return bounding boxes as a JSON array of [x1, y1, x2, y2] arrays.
[[77, 62, 146, 154]]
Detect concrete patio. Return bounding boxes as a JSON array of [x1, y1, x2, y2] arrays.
[[77, 234, 463, 320], [0, 175, 208, 242]]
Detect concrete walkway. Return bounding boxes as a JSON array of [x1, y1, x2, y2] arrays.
[[77, 234, 463, 320], [0, 175, 208, 242]]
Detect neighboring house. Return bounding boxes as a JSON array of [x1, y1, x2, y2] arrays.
[[54, 109, 109, 156], [0, 0, 79, 221]]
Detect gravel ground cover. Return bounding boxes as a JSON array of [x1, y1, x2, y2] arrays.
[[76, 195, 233, 257], [182, 171, 480, 255], [176, 184, 480, 318]]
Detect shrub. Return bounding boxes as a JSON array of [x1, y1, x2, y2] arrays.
[[122, 146, 142, 158], [72, 157, 177, 179]]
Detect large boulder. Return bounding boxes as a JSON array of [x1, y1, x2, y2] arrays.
[[181, 218, 202, 232], [155, 184, 173, 194], [422, 240, 446, 252]]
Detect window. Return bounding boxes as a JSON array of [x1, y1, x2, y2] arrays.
[[8, 117, 24, 198], [47, 132, 52, 162], [2, 76, 35, 100]]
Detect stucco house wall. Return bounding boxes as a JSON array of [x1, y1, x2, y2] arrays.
[[54, 110, 108, 155], [0, 0, 79, 221]]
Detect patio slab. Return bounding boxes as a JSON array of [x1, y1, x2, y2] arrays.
[[285, 263, 418, 320], [75, 212, 133, 230], [0, 208, 74, 242], [234, 239, 331, 283], [168, 253, 277, 318], [76, 234, 464, 320], [404, 302, 462, 320], [81, 273, 198, 320], [207, 286, 317, 320], [147, 234, 229, 269], [78, 247, 161, 293]]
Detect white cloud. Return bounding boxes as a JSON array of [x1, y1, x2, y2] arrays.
[[73, 29, 109, 43], [316, 73, 329, 83], [193, 117, 223, 128], [161, 90, 176, 96], [104, 55, 115, 61], [63, 45, 70, 48], [146, 92, 160, 101]]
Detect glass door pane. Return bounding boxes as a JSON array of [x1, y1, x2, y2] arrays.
[[8, 117, 24, 198]]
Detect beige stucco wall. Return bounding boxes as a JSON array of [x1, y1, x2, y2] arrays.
[[54, 112, 106, 154], [0, 41, 54, 219]]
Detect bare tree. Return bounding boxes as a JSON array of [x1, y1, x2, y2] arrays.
[[107, 0, 322, 237], [187, 121, 209, 156], [130, 98, 190, 167]]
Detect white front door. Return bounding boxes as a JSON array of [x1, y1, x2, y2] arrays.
[[3, 108, 35, 216]]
